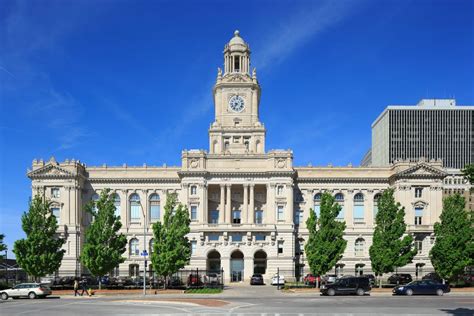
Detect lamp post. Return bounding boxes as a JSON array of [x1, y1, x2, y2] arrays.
[[4, 248, 7, 287], [139, 203, 147, 296]]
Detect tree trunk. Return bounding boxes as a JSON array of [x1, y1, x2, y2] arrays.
[[99, 279, 102, 290], [379, 276, 382, 288]]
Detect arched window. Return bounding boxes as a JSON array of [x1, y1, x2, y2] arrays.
[[355, 238, 365, 257], [373, 193, 382, 219], [313, 193, 321, 218], [334, 193, 344, 219], [149, 194, 160, 221], [113, 194, 121, 218], [130, 238, 139, 256], [129, 194, 141, 222], [353, 193, 364, 223]]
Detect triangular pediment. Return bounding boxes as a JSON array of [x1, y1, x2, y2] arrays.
[[28, 163, 75, 179], [394, 163, 447, 179]]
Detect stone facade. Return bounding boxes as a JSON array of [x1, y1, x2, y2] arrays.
[[27, 31, 464, 283]]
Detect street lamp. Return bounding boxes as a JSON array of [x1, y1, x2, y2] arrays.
[[4, 248, 7, 287], [139, 203, 147, 296]]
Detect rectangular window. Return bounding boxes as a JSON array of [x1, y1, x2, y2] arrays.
[[415, 207, 423, 225], [277, 205, 284, 221], [353, 205, 364, 223], [131, 204, 141, 222], [231, 234, 242, 242], [51, 207, 60, 224], [191, 205, 198, 221], [150, 204, 160, 221], [51, 188, 60, 198], [415, 240, 422, 254], [277, 240, 284, 254], [191, 241, 197, 255], [232, 210, 241, 224], [277, 185, 283, 196], [255, 234, 265, 241], [314, 204, 320, 218], [190, 186, 197, 195], [255, 210, 263, 224], [415, 187, 423, 198], [337, 205, 344, 219], [208, 234, 219, 241], [210, 210, 219, 224], [294, 210, 303, 225]]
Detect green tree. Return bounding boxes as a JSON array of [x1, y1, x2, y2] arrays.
[[369, 189, 416, 287], [305, 192, 347, 287], [461, 164, 474, 191], [13, 195, 65, 281], [80, 189, 127, 289], [151, 193, 191, 288], [0, 234, 6, 253], [430, 194, 474, 283]]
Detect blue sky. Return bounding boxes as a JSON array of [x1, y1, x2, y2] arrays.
[[0, 0, 473, 256]]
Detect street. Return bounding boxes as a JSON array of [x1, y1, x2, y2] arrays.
[[1, 286, 473, 315]]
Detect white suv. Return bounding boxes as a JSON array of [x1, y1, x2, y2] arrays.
[[1, 283, 52, 300]]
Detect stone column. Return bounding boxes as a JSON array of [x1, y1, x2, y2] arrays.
[[226, 184, 232, 224], [243, 184, 248, 224], [219, 185, 225, 224], [200, 184, 208, 223], [266, 183, 275, 223], [249, 184, 255, 224], [286, 182, 294, 223]]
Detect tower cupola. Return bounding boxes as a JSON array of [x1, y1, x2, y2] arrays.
[[224, 30, 251, 75]]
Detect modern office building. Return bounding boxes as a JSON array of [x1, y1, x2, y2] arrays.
[[27, 31, 461, 283]]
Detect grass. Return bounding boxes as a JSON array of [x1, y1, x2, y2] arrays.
[[184, 287, 223, 294]]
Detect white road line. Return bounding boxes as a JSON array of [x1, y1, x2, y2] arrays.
[[228, 302, 257, 313], [14, 301, 79, 315]]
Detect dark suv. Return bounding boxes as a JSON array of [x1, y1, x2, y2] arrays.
[[388, 274, 412, 285], [320, 276, 371, 296]]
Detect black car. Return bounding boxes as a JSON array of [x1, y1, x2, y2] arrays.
[[388, 274, 412, 285], [362, 274, 376, 286], [422, 272, 442, 283], [320, 276, 371, 296], [393, 280, 450, 296], [250, 274, 264, 285]]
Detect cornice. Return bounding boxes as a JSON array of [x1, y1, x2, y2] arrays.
[[178, 170, 296, 179], [296, 177, 389, 184], [89, 177, 180, 184]]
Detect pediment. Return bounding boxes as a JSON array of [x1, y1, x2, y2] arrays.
[[394, 163, 446, 179], [28, 164, 75, 179]]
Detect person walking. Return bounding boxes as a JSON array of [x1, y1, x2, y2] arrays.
[[80, 278, 88, 296], [73, 278, 80, 296]]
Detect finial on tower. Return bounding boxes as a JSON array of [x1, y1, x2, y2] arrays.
[[234, 30, 240, 36]]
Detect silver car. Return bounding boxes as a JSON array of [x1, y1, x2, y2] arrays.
[[0, 283, 52, 300]]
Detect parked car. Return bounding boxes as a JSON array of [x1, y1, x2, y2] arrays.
[[271, 274, 285, 285], [203, 273, 220, 285], [303, 274, 320, 286], [422, 272, 442, 283], [388, 274, 412, 285], [322, 274, 337, 284], [362, 274, 376, 286], [1, 283, 52, 300], [320, 276, 371, 296], [167, 276, 184, 289], [392, 280, 450, 296], [187, 273, 203, 287], [250, 274, 264, 285]]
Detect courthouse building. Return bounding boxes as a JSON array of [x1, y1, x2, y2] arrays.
[[28, 31, 454, 283]]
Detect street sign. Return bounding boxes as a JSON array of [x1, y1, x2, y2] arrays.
[[141, 250, 148, 257]]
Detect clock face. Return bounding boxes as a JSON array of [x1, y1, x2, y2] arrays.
[[229, 95, 245, 113]]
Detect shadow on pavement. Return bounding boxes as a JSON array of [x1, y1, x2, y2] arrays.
[[440, 308, 474, 315]]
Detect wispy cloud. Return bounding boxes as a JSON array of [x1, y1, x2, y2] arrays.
[[254, 0, 363, 70]]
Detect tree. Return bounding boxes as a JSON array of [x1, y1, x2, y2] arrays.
[[369, 188, 417, 287], [461, 164, 474, 191], [80, 189, 127, 289], [305, 192, 347, 288], [13, 195, 65, 281], [0, 234, 6, 253], [151, 193, 191, 288], [430, 194, 474, 283]]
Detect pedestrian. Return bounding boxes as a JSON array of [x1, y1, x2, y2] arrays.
[[80, 278, 88, 296], [73, 278, 80, 296]]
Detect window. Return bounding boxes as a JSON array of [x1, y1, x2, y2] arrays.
[[51, 207, 60, 224], [190, 185, 197, 195], [335, 193, 344, 219], [210, 210, 219, 224], [92, 193, 99, 212], [355, 238, 365, 257], [129, 194, 141, 222], [234, 55, 240, 72], [149, 194, 160, 221], [51, 188, 60, 198], [373, 193, 381, 219], [129, 264, 139, 278], [355, 264, 364, 276], [113, 194, 121, 218], [130, 239, 139, 256], [277, 240, 284, 254], [149, 239, 154, 253], [277, 185, 283, 196], [255, 210, 263, 224], [231, 234, 242, 242], [314, 193, 321, 218], [191, 240, 197, 255], [415, 240, 423, 254], [208, 234, 219, 241], [415, 187, 423, 198], [255, 234, 265, 241], [190, 205, 198, 221], [232, 210, 241, 224], [277, 205, 284, 221], [353, 193, 364, 223], [294, 209, 303, 225], [415, 207, 423, 225]]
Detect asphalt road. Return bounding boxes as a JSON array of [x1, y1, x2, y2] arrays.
[[1, 287, 473, 315]]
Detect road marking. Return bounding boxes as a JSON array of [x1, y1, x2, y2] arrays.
[[228, 302, 257, 313], [15, 301, 79, 315]]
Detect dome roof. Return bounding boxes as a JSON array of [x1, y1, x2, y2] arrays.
[[229, 30, 245, 46]]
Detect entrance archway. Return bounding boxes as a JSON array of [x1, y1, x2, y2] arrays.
[[230, 250, 244, 282], [207, 250, 221, 272], [253, 250, 267, 274]]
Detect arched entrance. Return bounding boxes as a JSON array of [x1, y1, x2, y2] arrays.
[[253, 250, 267, 274], [207, 250, 221, 272], [230, 250, 244, 282]]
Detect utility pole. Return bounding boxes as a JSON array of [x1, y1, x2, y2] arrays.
[[140, 203, 147, 296]]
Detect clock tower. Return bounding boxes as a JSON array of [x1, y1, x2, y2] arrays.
[[209, 30, 266, 155]]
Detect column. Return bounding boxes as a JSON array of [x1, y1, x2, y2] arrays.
[[226, 184, 232, 223], [286, 183, 294, 223], [200, 184, 207, 223], [243, 184, 248, 224], [249, 184, 255, 224], [219, 185, 225, 224], [266, 184, 275, 223]]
